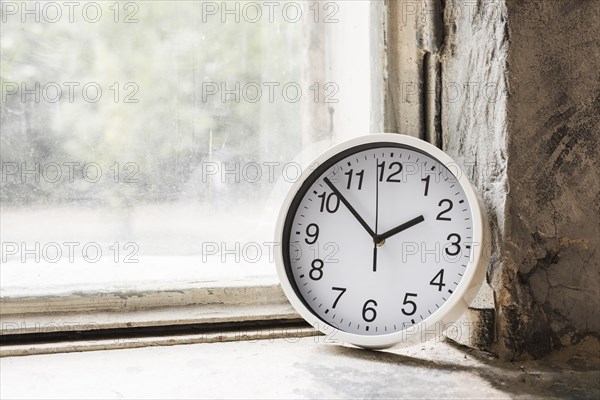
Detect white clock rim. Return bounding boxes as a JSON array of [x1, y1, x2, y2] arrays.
[[274, 133, 489, 349]]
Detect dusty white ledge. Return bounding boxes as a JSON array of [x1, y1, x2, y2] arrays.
[[4, 336, 598, 399], [0, 283, 287, 315]]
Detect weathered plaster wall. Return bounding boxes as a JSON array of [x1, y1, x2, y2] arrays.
[[438, 0, 508, 354], [441, 0, 600, 359], [440, 0, 509, 229], [498, 0, 600, 358]]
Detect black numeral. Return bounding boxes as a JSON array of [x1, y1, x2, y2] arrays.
[[362, 299, 378, 322], [344, 169, 364, 190], [305, 223, 319, 244], [317, 192, 340, 213], [332, 287, 346, 308], [402, 293, 418, 316], [430, 269, 446, 291], [309, 259, 324, 280], [445, 234, 461, 256], [421, 175, 431, 196], [377, 161, 403, 183], [436, 199, 453, 221]]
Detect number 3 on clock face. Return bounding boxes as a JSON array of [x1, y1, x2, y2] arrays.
[[275, 134, 489, 349]]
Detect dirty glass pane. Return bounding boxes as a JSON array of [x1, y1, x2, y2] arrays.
[[0, 1, 378, 296]]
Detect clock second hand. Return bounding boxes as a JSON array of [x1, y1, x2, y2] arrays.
[[373, 159, 380, 272]]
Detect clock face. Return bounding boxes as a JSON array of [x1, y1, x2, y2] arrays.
[[279, 138, 481, 342]]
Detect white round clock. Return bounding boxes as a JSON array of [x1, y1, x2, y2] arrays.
[[274, 134, 489, 349]]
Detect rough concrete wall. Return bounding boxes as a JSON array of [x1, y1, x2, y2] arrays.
[[439, 0, 509, 352], [441, 0, 599, 359], [440, 1, 509, 226], [496, 0, 600, 358]]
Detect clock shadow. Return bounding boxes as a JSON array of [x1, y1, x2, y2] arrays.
[[317, 340, 584, 400], [321, 340, 479, 372]]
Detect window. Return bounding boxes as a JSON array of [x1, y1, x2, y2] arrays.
[[0, 1, 384, 311]]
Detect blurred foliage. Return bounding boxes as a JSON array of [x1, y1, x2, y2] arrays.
[[0, 1, 304, 207]]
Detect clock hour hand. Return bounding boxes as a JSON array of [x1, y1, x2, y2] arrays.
[[375, 215, 425, 242], [323, 177, 376, 238]]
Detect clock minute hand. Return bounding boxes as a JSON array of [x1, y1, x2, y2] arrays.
[[323, 177, 376, 238], [375, 215, 425, 242]]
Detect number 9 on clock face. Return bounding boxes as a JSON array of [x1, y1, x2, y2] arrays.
[[274, 134, 489, 349]]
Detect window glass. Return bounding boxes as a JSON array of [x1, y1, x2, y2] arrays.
[[0, 1, 379, 296]]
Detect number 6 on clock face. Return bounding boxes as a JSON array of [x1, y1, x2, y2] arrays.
[[275, 134, 489, 349]]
